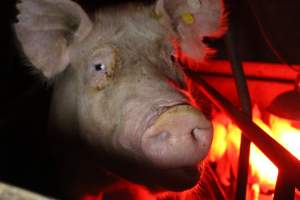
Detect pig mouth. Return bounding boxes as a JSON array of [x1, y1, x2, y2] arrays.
[[141, 102, 189, 132]]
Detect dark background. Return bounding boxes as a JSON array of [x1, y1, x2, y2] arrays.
[[1, 0, 300, 198]]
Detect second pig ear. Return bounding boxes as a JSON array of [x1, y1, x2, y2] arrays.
[[14, 0, 93, 79], [155, 0, 226, 61]]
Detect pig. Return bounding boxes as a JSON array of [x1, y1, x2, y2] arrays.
[[14, 0, 225, 199]]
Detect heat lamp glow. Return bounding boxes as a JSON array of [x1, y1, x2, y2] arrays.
[[210, 104, 300, 190]]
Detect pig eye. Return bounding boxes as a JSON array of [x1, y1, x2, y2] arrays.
[[94, 63, 106, 72]]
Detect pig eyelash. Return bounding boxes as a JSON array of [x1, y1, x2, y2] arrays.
[[94, 63, 106, 72]]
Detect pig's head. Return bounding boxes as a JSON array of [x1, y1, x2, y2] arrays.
[[14, 0, 224, 193]]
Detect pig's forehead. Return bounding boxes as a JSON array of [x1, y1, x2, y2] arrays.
[[89, 3, 167, 48]]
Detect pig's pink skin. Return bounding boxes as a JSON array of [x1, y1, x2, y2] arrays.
[[14, 0, 224, 198]]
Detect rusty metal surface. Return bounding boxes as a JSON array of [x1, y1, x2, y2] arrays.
[[0, 182, 55, 200]]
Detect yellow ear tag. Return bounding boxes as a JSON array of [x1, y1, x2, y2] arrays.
[[180, 13, 194, 25]]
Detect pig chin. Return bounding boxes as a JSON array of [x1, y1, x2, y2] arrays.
[[148, 164, 203, 191]]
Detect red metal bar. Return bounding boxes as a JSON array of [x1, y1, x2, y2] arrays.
[[196, 61, 298, 82], [204, 165, 228, 200], [273, 170, 295, 200]]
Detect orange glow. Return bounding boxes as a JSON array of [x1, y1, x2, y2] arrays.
[[210, 105, 300, 188], [269, 115, 300, 161]]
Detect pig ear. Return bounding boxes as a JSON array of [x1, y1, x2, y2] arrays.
[[14, 0, 93, 79], [155, 0, 226, 61]]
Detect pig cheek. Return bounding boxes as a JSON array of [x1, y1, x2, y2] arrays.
[[112, 100, 153, 164], [92, 76, 110, 91], [78, 93, 117, 154], [113, 113, 144, 162]]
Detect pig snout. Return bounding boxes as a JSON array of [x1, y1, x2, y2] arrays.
[[142, 105, 213, 169]]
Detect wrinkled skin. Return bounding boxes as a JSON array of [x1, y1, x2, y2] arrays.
[[14, 0, 224, 199]]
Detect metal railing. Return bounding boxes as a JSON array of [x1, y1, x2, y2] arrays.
[[183, 29, 300, 199], [185, 1, 300, 199], [187, 70, 300, 199]]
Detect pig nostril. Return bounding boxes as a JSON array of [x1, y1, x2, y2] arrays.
[[157, 131, 170, 141], [191, 128, 205, 141], [150, 131, 170, 141]]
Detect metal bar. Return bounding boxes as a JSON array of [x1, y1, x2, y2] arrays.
[[186, 71, 300, 187], [234, 129, 250, 200], [273, 170, 295, 200], [204, 165, 228, 200], [199, 72, 295, 84], [195, 61, 298, 81], [223, 0, 252, 196], [225, 32, 252, 117], [225, 30, 252, 200]]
